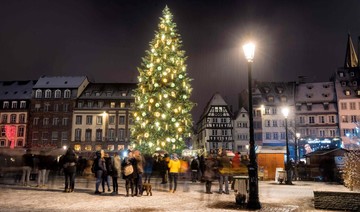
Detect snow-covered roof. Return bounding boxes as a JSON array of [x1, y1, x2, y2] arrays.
[[33, 76, 88, 89], [78, 83, 137, 99], [295, 82, 336, 103], [0, 80, 36, 100]]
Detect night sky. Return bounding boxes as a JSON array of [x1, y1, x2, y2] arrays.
[[1, 0, 360, 122]]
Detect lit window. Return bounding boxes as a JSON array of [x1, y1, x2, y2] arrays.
[[74, 145, 81, 151]]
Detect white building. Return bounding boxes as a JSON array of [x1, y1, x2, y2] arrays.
[[233, 107, 249, 154]]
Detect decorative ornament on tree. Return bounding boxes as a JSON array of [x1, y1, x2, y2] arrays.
[[131, 6, 194, 155]]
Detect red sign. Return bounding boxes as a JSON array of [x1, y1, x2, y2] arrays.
[[5, 125, 16, 149]]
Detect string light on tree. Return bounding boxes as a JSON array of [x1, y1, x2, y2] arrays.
[[131, 6, 194, 154]]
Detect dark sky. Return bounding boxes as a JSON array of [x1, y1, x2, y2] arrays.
[[1, 0, 360, 122]]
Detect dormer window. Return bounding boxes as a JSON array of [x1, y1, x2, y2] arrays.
[[339, 72, 344, 77], [345, 90, 351, 96], [306, 93, 313, 98], [35, 89, 42, 98], [95, 92, 100, 96], [280, 96, 287, 102], [357, 90, 360, 96], [353, 81, 357, 86], [306, 103, 312, 111], [296, 103, 301, 111], [64, 89, 71, 98], [267, 96, 274, 102], [350, 72, 355, 77], [263, 87, 270, 94], [45, 89, 51, 98], [121, 92, 127, 97], [323, 102, 329, 110], [341, 81, 347, 87], [54, 89, 61, 98], [322, 93, 329, 98], [276, 87, 284, 94]]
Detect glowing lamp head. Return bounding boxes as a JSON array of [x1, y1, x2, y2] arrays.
[[296, 133, 301, 138], [243, 42, 255, 62], [282, 107, 289, 118]]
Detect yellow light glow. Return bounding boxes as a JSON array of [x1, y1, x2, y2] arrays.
[[243, 42, 255, 62]]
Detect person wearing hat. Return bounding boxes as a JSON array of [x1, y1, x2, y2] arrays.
[[168, 153, 181, 193]]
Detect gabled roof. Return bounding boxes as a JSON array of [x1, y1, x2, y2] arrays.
[[234, 107, 248, 120], [33, 76, 88, 89], [344, 34, 358, 68], [198, 93, 232, 122], [0, 80, 37, 100]]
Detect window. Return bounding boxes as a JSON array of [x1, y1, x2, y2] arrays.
[[33, 117, 39, 125], [19, 114, 25, 123], [17, 126, 24, 137], [88, 101, 93, 108], [272, 120, 277, 127], [107, 145, 115, 151], [35, 104, 40, 112], [265, 133, 271, 140], [77, 101, 83, 108], [271, 107, 277, 115], [280, 132, 286, 140], [342, 115, 348, 123], [43, 118, 49, 126], [0, 127, 5, 136], [0, 140, 5, 147], [110, 102, 115, 108], [345, 90, 351, 96], [265, 108, 270, 115], [52, 117, 59, 126], [75, 129, 81, 141], [299, 116, 305, 124], [45, 89, 51, 98], [329, 116, 335, 123], [267, 96, 274, 102], [119, 116, 125, 125], [309, 116, 315, 124], [120, 102, 126, 108], [96, 116, 103, 125], [96, 129, 102, 141], [212, 130, 217, 135], [108, 129, 115, 141], [11, 101, 17, 109], [64, 89, 71, 98], [221, 130, 228, 136], [61, 132, 68, 141], [98, 101, 103, 108], [41, 132, 48, 141], [330, 130, 336, 137], [74, 145, 81, 152], [306, 103, 312, 111], [75, 115, 82, 125], [85, 129, 92, 141], [35, 89, 42, 98], [109, 116, 115, 125], [1, 114, 7, 123], [3, 101, 9, 109], [20, 101, 26, 108], [319, 116, 325, 123], [51, 132, 58, 140], [53, 104, 59, 112], [86, 115, 93, 125], [273, 132, 279, 140], [17, 140, 23, 147], [351, 115, 357, 122], [350, 102, 356, 110], [62, 118, 69, 126], [319, 130, 326, 137], [265, 120, 270, 127], [85, 145, 92, 151], [54, 90, 61, 98], [44, 103, 50, 112], [63, 104, 69, 112], [10, 114, 16, 123], [118, 129, 125, 140], [323, 102, 329, 110]]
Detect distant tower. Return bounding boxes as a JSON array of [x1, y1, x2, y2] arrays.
[[344, 33, 358, 68]]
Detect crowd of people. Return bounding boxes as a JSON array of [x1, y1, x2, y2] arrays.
[[1, 147, 250, 196]]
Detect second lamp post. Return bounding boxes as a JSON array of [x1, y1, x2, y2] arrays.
[[282, 107, 293, 185]]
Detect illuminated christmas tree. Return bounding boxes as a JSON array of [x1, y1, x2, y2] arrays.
[[131, 6, 194, 154]]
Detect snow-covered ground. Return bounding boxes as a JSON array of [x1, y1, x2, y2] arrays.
[[0, 175, 351, 212]]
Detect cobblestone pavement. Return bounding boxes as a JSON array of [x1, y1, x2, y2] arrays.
[[0, 175, 347, 212]]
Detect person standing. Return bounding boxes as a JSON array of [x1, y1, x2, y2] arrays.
[[93, 150, 106, 194], [203, 154, 217, 194], [111, 152, 121, 195], [168, 153, 181, 193], [143, 154, 154, 183], [21, 149, 33, 186], [190, 156, 199, 183], [102, 153, 112, 193], [122, 151, 137, 197], [62, 148, 78, 193], [37, 150, 48, 187], [133, 150, 144, 197], [217, 150, 231, 194], [159, 154, 169, 184]]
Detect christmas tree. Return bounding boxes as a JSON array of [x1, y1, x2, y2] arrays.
[[131, 6, 194, 155]]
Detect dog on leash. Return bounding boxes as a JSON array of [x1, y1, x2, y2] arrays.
[[142, 183, 152, 196]]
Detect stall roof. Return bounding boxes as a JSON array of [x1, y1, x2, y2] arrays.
[[256, 146, 286, 154]]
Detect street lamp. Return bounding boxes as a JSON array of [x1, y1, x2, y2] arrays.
[[281, 107, 293, 185], [295, 133, 300, 163], [243, 42, 261, 209]]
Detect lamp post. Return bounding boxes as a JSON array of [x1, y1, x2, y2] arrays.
[[243, 42, 261, 209], [282, 107, 293, 185], [295, 133, 300, 163]]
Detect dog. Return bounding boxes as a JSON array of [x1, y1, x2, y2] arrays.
[[142, 183, 152, 196]]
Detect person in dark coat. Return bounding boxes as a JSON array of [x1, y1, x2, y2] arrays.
[[143, 154, 154, 183], [203, 154, 217, 194], [102, 153, 112, 193], [93, 150, 106, 194], [122, 151, 137, 197], [159, 154, 169, 184], [190, 156, 200, 182], [37, 150, 52, 187], [21, 149, 34, 186], [61, 148, 78, 193]]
